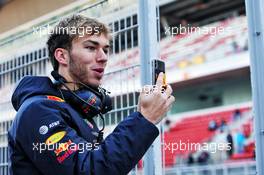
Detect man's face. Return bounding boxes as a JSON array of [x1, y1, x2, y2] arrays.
[[68, 34, 109, 88]]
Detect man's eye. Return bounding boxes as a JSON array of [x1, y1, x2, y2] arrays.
[[85, 46, 96, 51], [103, 49, 109, 54]]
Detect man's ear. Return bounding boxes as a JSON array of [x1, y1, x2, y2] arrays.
[[54, 48, 70, 67]]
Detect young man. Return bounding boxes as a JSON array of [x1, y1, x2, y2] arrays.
[[8, 15, 175, 175]]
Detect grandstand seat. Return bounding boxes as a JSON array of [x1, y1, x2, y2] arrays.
[[107, 16, 248, 74], [231, 152, 254, 160], [163, 107, 250, 167]]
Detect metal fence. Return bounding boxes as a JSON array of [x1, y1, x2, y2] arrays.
[[0, 120, 12, 175], [97, 64, 141, 127], [0, 0, 143, 174], [0, 48, 49, 88], [165, 161, 256, 175]]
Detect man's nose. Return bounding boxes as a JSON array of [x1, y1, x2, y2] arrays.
[[96, 48, 108, 62]]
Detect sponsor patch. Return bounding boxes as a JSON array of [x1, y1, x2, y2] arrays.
[[55, 139, 77, 163], [45, 131, 66, 145], [57, 147, 77, 163], [39, 125, 49, 135], [39, 121, 60, 135], [54, 139, 72, 156], [47, 96, 65, 102], [49, 121, 60, 128]]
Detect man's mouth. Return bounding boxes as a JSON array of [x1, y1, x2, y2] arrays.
[[92, 68, 104, 73], [92, 68, 105, 78]]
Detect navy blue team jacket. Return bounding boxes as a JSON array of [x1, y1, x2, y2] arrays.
[[8, 76, 159, 175]]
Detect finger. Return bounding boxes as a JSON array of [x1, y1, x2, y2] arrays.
[[140, 85, 151, 95], [164, 84, 173, 97], [166, 95, 175, 107], [155, 72, 164, 88]]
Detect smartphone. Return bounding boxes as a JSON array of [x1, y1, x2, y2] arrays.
[[152, 59, 166, 86]]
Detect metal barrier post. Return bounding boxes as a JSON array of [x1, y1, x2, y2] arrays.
[[245, 0, 264, 175], [138, 0, 162, 174]]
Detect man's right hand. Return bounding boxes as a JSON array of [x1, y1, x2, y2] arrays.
[[137, 72, 175, 125]]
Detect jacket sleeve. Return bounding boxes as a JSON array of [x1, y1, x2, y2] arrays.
[[15, 99, 159, 175]]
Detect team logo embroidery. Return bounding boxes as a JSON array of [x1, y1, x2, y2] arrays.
[[39, 121, 60, 135], [54, 139, 77, 163], [54, 139, 72, 156], [49, 121, 60, 128], [46, 96, 65, 102], [39, 125, 48, 135], [45, 131, 66, 145]]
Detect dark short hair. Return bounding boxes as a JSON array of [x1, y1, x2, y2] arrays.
[[47, 14, 110, 71]]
